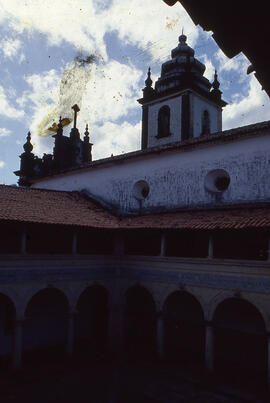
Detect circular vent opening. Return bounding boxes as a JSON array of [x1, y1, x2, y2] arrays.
[[133, 180, 150, 200], [205, 169, 230, 193]]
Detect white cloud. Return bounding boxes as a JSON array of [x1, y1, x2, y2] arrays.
[[80, 60, 142, 125], [0, 0, 108, 59], [0, 85, 24, 119], [0, 37, 22, 59], [92, 121, 141, 160], [200, 54, 215, 81], [0, 128, 12, 137], [214, 49, 250, 78], [0, 161, 5, 168], [104, 0, 199, 62], [223, 75, 270, 130], [0, 0, 199, 65]]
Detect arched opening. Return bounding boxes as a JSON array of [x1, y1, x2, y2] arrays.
[[125, 286, 156, 360], [0, 294, 15, 369], [157, 105, 171, 138], [75, 285, 109, 358], [23, 288, 69, 362], [163, 291, 205, 367], [213, 298, 267, 389], [201, 110, 210, 135]]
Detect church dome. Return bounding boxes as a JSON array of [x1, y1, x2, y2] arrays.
[[155, 34, 211, 95]]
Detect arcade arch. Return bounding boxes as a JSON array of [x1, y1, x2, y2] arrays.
[[124, 285, 156, 360], [75, 285, 109, 357], [0, 293, 15, 367], [23, 288, 69, 361], [163, 290, 205, 366], [213, 297, 267, 388]]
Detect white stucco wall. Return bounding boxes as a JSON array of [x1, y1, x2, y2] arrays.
[[192, 93, 221, 138], [32, 132, 270, 214], [147, 96, 182, 147]]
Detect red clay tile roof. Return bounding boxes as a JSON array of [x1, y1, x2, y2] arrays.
[[0, 185, 119, 229], [1, 185, 270, 230]]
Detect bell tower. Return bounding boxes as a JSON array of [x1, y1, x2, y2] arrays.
[[138, 34, 227, 149]]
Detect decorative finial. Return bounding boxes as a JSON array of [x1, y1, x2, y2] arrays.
[[23, 131, 33, 153], [179, 30, 187, 44], [145, 67, 153, 88], [212, 69, 220, 89], [72, 104, 80, 129], [84, 124, 89, 138], [56, 116, 63, 136]]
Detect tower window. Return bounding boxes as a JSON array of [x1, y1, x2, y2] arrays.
[[201, 110, 210, 135], [157, 105, 171, 138]]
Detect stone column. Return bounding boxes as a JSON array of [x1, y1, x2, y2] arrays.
[[20, 231, 27, 254], [156, 312, 164, 360], [160, 233, 166, 257], [208, 235, 214, 259], [66, 310, 76, 358], [12, 318, 24, 370], [108, 302, 124, 355], [72, 232, 78, 255], [205, 322, 214, 372]]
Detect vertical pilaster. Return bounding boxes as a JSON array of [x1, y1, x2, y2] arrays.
[[72, 232, 78, 255], [181, 92, 191, 140], [141, 105, 149, 150], [160, 233, 166, 257], [205, 323, 214, 372], [156, 312, 164, 360], [12, 318, 24, 370], [66, 310, 76, 358], [108, 302, 124, 355], [21, 231, 27, 254], [208, 234, 214, 259]]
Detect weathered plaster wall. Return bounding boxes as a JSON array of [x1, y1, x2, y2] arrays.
[[32, 133, 270, 213], [147, 96, 182, 147]]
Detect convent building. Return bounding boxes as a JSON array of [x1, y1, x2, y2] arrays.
[[1, 33, 270, 395]]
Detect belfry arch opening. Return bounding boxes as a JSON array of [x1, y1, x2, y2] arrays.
[[213, 298, 267, 389], [0, 293, 15, 368], [75, 285, 109, 358], [124, 286, 156, 360], [201, 110, 210, 135], [23, 288, 69, 362], [157, 105, 171, 138], [163, 291, 205, 366]]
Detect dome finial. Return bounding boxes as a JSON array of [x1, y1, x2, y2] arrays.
[[84, 123, 89, 138], [23, 131, 33, 153], [212, 69, 220, 90], [145, 67, 153, 88], [179, 28, 187, 44]]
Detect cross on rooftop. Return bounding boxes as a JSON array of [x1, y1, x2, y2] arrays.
[[72, 104, 80, 129]]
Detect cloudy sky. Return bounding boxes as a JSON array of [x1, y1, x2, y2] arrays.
[[0, 0, 270, 185]]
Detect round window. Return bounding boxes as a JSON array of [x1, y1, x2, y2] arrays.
[[205, 169, 230, 193], [133, 180, 150, 200]]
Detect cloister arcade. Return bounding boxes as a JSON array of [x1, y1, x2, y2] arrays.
[[0, 280, 269, 391]]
